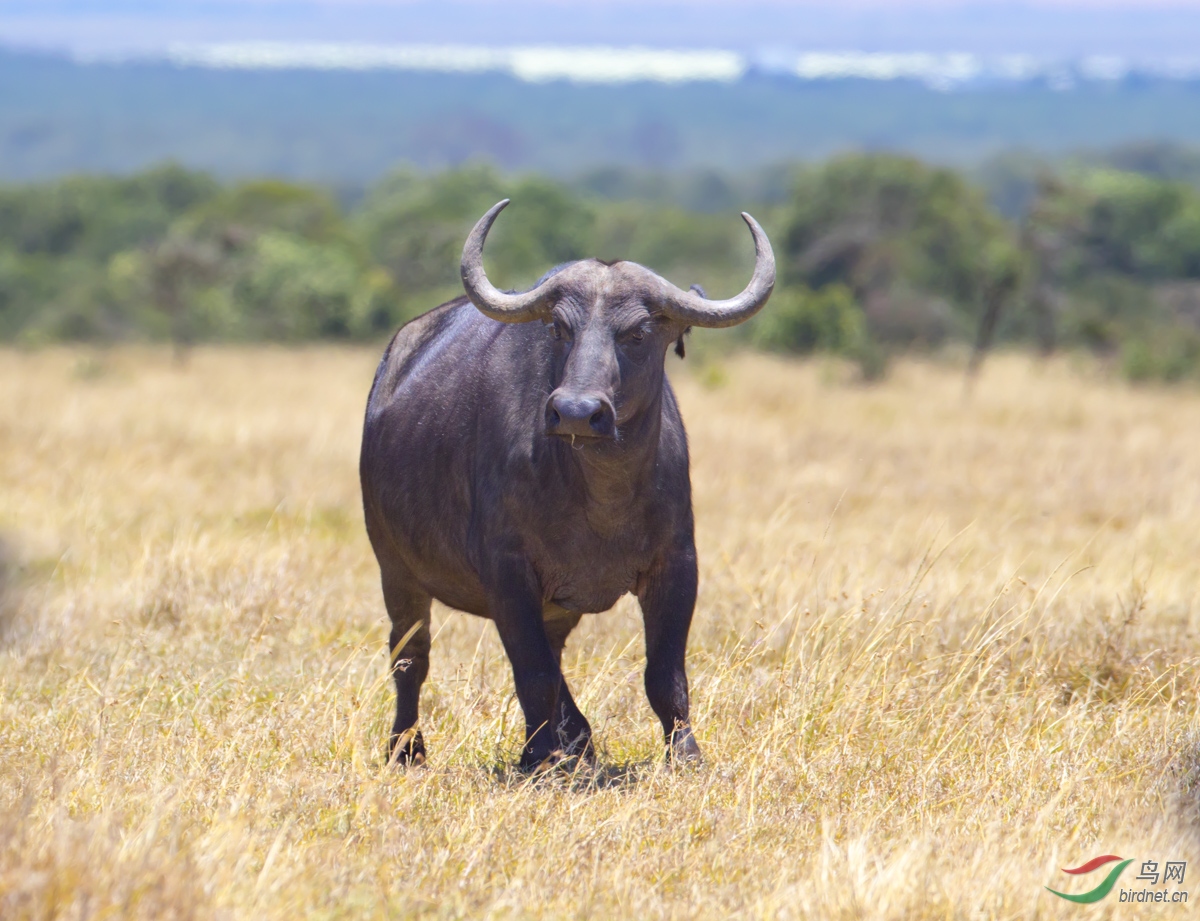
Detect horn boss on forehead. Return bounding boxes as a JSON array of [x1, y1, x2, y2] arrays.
[[460, 200, 775, 327]]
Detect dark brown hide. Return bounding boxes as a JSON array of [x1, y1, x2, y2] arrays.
[[360, 203, 773, 769]]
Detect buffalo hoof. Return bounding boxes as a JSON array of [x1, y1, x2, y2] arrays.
[[668, 729, 703, 766], [389, 728, 427, 767], [521, 748, 594, 776], [519, 734, 595, 774]]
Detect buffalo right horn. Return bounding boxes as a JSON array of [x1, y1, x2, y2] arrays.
[[652, 212, 776, 328], [461, 200, 557, 323]]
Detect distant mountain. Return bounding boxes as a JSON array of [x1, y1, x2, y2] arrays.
[[4, 47, 1200, 183], [112, 42, 1200, 90]]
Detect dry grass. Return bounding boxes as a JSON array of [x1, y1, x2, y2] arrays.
[[1, 345, 1198, 919]]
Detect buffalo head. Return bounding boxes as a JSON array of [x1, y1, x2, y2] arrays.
[[460, 199, 775, 444]]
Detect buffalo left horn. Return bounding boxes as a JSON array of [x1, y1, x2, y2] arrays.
[[652, 212, 776, 328], [461, 199, 557, 323]]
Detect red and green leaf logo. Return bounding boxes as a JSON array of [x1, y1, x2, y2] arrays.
[[1046, 855, 1134, 903]]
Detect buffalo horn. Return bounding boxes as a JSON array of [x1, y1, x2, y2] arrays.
[[653, 212, 775, 328], [461, 199, 556, 323]]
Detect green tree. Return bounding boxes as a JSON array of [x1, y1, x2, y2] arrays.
[[781, 154, 1022, 345], [182, 180, 344, 245], [234, 232, 396, 340], [355, 165, 594, 314], [0, 164, 218, 260], [748, 284, 864, 354]]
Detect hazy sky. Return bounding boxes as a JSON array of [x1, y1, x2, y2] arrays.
[[4, 0, 1200, 55], [42, 0, 1196, 7]]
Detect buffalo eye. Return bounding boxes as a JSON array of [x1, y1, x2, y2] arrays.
[[621, 323, 650, 344], [551, 319, 572, 342]]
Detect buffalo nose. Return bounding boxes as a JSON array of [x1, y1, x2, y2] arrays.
[[545, 392, 616, 439]]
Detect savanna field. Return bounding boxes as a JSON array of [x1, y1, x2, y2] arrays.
[[1, 346, 1198, 919]]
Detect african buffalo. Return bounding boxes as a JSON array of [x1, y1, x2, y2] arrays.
[[360, 200, 774, 769]]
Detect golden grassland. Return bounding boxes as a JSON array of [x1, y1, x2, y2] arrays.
[[1, 345, 1198, 919]]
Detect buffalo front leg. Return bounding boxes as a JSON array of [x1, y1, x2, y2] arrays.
[[542, 607, 592, 760], [638, 548, 703, 763], [488, 565, 593, 770], [380, 563, 432, 765], [543, 606, 583, 668]]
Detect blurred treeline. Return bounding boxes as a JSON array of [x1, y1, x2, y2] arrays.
[[3, 153, 1200, 381]]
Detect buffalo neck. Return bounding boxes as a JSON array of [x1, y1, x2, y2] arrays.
[[554, 387, 665, 537]]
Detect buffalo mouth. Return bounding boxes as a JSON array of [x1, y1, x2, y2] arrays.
[[546, 429, 611, 445]]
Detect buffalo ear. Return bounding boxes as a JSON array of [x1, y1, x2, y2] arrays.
[[674, 326, 691, 359], [673, 285, 705, 359]]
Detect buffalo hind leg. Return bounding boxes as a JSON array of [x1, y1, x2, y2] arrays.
[[380, 563, 432, 765], [638, 548, 703, 764]]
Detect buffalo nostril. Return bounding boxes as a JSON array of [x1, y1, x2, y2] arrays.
[[546, 392, 615, 438]]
